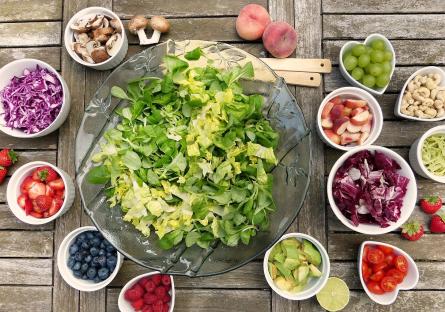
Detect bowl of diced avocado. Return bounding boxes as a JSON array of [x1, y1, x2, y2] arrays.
[[263, 233, 330, 300]]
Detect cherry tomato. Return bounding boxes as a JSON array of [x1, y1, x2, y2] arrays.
[[394, 255, 409, 273], [386, 269, 405, 284], [377, 245, 394, 255], [363, 246, 371, 262], [380, 276, 397, 292], [384, 254, 395, 265], [362, 261, 372, 282], [367, 281, 385, 294], [373, 262, 387, 272], [367, 248, 385, 264], [370, 270, 385, 282]]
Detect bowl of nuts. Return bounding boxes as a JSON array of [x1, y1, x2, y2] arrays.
[[64, 7, 128, 70], [395, 66, 445, 121]]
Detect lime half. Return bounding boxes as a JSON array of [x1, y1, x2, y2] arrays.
[[316, 277, 350, 312]]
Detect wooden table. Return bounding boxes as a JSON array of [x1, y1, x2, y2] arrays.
[[1, 0, 444, 311]]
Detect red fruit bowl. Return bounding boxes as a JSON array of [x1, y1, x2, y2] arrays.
[[6, 161, 75, 225], [118, 272, 175, 312]]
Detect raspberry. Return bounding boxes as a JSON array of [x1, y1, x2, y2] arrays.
[[151, 274, 162, 286], [162, 294, 171, 303], [153, 300, 164, 312], [143, 306, 154, 312], [161, 275, 171, 287], [131, 298, 144, 310], [155, 286, 167, 298], [132, 283, 145, 297], [139, 276, 150, 287], [143, 293, 158, 305], [125, 289, 141, 302], [162, 304, 169, 312], [144, 280, 156, 293]]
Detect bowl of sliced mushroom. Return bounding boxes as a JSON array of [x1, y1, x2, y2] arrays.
[[64, 7, 128, 70], [395, 66, 445, 121]]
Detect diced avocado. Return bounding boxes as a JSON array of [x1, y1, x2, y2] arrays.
[[298, 254, 307, 262], [275, 262, 292, 278], [290, 284, 305, 293], [309, 264, 322, 277], [274, 276, 293, 291], [268, 262, 278, 279], [297, 265, 310, 283], [292, 268, 299, 281], [281, 239, 301, 259], [283, 258, 300, 271], [269, 242, 282, 259], [302, 240, 322, 266], [273, 251, 285, 264], [285, 276, 298, 288]]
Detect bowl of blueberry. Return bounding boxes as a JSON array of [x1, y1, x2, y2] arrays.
[[57, 226, 123, 291]]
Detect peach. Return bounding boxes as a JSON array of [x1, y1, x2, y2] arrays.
[[321, 101, 335, 119], [350, 110, 370, 126], [358, 131, 370, 145], [346, 122, 362, 133], [351, 107, 365, 117], [341, 132, 361, 145], [321, 118, 333, 129], [262, 21, 297, 58], [324, 129, 341, 145], [330, 104, 345, 120], [330, 96, 343, 105], [332, 117, 349, 135], [361, 120, 372, 133], [236, 4, 271, 41], [344, 99, 367, 109]]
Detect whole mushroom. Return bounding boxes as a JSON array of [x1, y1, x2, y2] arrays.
[[128, 15, 170, 45]]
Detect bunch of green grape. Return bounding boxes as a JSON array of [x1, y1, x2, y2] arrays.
[[343, 39, 393, 89]]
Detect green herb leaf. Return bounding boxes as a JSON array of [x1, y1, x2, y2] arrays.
[[86, 165, 110, 184], [111, 86, 131, 100], [185, 47, 203, 60]]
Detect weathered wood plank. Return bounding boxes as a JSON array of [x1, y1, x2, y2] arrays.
[[110, 260, 267, 288], [124, 17, 242, 44], [0, 132, 58, 149], [114, 0, 267, 18], [376, 120, 441, 147], [0, 0, 62, 22], [0, 259, 52, 285], [331, 261, 445, 290], [0, 47, 61, 69], [0, 22, 61, 47], [106, 288, 271, 312], [324, 66, 445, 93], [5, 151, 57, 177], [323, 14, 445, 39], [329, 233, 445, 261], [0, 204, 53, 230], [323, 40, 445, 66], [323, 0, 445, 13], [0, 286, 52, 312], [0, 231, 52, 257]]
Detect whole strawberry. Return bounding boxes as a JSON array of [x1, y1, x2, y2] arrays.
[[430, 214, 445, 233], [420, 196, 442, 214], [401, 220, 424, 241], [0, 149, 17, 167], [0, 166, 7, 184]]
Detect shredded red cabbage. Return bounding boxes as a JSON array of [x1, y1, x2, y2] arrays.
[[332, 150, 409, 228], [0, 65, 63, 134]]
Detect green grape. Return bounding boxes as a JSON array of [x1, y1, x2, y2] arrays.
[[358, 54, 370, 68], [367, 63, 383, 77], [343, 52, 352, 61], [371, 39, 386, 51], [383, 50, 393, 61], [382, 61, 392, 73], [376, 73, 390, 88], [362, 74, 376, 88], [351, 67, 364, 81], [344, 55, 358, 71], [352, 44, 367, 57], [365, 46, 373, 54], [370, 50, 384, 63]]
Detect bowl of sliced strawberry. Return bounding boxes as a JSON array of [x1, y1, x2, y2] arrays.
[[118, 272, 175, 312], [7, 161, 75, 224]]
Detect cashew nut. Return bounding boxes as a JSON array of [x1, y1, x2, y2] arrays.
[[418, 104, 428, 111], [423, 98, 434, 107], [431, 88, 439, 100], [437, 91, 445, 102], [426, 77, 438, 90], [413, 87, 431, 101], [437, 108, 445, 117], [425, 108, 437, 116], [407, 80, 417, 92], [434, 100, 444, 109], [415, 109, 429, 118], [401, 106, 414, 116]]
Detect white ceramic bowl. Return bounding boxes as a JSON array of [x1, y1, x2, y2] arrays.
[[395, 66, 445, 121], [317, 87, 383, 151], [339, 34, 396, 95], [64, 7, 128, 70], [6, 161, 75, 225], [409, 125, 445, 183], [118, 272, 175, 312], [263, 233, 330, 301], [358, 241, 419, 305], [57, 226, 124, 292], [0, 59, 71, 138], [327, 145, 417, 234]]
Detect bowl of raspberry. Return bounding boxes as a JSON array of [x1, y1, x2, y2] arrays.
[[118, 272, 175, 312]]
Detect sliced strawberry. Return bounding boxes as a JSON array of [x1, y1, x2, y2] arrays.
[[32, 166, 59, 182], [54, 190, 65, 200], [48, 178, 65, 191], [45, 185, 55, 197], [28, 182, 46, 200], [21, 176, 36, 195], [17, 194, 33, 215], [48, 197, 64, 217], [35, 195, 53, 212], [29, 211, 43, 218], [0, 167, 7, 184]]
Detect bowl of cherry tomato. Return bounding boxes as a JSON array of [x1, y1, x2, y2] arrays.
[[359, 241, 419, 305]]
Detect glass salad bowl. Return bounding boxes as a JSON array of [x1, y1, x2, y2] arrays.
[[75, 40, 311, 276]]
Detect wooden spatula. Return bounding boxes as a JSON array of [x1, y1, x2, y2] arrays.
[[275, 71, 321, 87], [260, 58, 332, 73]]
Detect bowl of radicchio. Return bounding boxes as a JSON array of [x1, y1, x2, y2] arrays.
[[0, 59, 70, 138], [327, 145, 417, 234]]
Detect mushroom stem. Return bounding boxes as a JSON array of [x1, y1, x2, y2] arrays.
[[136, 28, 149, 44], [137, 29, 161, 45]]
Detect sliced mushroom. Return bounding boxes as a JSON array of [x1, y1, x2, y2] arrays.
[[91, 15, 105, 29], [92, 27, 113, 43], [74, 32, 90, 45], [106, 33, 122, 56], [109, 18, 122, 33], [102, 17, 110, 28], [85, 40, 100, 55], [82, 54, 95, 64], [71, 23, 89, 33], [91, 46, 110, 63]]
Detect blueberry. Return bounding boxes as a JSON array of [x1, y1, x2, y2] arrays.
[[106, 245, 115, 253], [73, 270, 82, 278], [97, 255, 106, 267], [100, 242, 106, 249], [86, 232, 94, 240], [90, 247, 99, 256], [72, 261, 81, 271], [94, 276, 101, 283], [82, 274, 89, 280], [69, 243, 79, 255], [97, 267, 110, 280], [91, 237, 101, 247], [76, 233, 86, 244], [74, 252, 84, 262], [81, 263, 89, 273], [81, 241, 90, 250], [106, 252, 112, 257], [91, 256, 99, 267], [106, 256, 117, 269], [86, 267, 97, 279], [103, 240, 110, 246], [84, 255, 92, 263], [98, 249, 106, 256], [67, 258, 75, 269]]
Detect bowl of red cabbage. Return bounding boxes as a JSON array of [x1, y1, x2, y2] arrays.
[[0, 59, 70, 138], [327, 145, 417, 234]]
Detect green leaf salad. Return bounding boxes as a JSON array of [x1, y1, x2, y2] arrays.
[[88, 54, 279, 250]]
